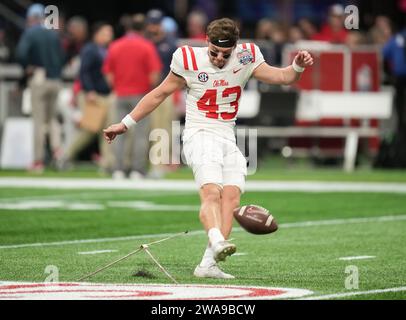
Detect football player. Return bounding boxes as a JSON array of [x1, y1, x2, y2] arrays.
[[103, 18, 313, 279]]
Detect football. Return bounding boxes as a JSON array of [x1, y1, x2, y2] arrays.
[[233, 205, 278, 235]]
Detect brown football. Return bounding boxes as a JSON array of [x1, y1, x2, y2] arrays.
[[233, 205, 278, 235]]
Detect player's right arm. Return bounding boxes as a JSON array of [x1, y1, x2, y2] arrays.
[[103, 71, 186, 144]]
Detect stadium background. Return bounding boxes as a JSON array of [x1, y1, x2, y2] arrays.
[[0, 0, 405, 301]]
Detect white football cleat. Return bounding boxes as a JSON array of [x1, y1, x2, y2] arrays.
[[194, 264, 235, 279], [112, 170, 126, 180], [129, 171, 145, 180], [212, 240, 236, 262]]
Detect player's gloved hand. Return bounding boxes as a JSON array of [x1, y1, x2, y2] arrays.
[[294, 50, 314, 68], [103, 123, 127, 144]]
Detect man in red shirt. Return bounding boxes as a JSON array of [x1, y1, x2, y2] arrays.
[[312, 4, 348, 44], [103, 14, 162, 179]]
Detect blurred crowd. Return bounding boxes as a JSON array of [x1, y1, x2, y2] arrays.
[[2, 2, 406, 174], [13, 4, 183, 178], [252, 4, 396, 66]]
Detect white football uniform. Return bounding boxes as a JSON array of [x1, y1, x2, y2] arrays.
[[170, 43, 265, 192]]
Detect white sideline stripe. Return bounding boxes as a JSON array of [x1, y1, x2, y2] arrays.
[[338, 255, 376, 261], [1, 178, 406, 193], [0, 230, 206, 250], [78, 250, 118, 255], [0, 200, 200, 212], [1, 214, 405, 250], [0, 190, 193, 203], [107, 201, 200, 211], [298, 286, 406, 300]]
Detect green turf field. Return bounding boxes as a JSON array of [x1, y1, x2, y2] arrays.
[[0, 185, 405, 300], [2, 155, 406, 182]]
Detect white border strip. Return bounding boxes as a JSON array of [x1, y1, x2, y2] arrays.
[[1, 178, 406, 193], [1, 214, 405, 250], [298, 286, 406, 300]]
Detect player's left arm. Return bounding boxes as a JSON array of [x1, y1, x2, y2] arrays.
[[252, 51, 313, 85]]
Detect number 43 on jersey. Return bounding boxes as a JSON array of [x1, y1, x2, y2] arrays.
[[197, 86, 241, 120]]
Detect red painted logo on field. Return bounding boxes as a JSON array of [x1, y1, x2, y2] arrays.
[[0, 282, 313, 300]]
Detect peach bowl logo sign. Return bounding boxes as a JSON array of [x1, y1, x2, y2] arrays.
[[0, 282, 313, 300]]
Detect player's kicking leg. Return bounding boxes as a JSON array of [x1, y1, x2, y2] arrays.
[[196, 149, 246, 279], [194, 183, 236, 279], [194, 185, 240, 279], [198, 183, 236, 262]]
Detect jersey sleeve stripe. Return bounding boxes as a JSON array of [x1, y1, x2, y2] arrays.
[[187, 46, 198, 71], [181, 46, 189, 70], [249, 43, 256, 62], [242, 43, 247, 50]]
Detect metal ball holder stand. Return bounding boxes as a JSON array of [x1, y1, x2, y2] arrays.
[[77, 231, 189, 284]]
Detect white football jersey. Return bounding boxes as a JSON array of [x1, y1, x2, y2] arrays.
[[170, 43, 265, 141]]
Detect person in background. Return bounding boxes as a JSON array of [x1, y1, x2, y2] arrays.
[[383, 25, 406, 136], [345, 30, 366, 49], [16, 3, 65, 172], [117, 14, 137, 38], [288, 25, 305, 44], [368, 16, 393, 46], [297, 18, 318, 41], [187, 10, 208, 40], [103, 14, 162, 180], [62, 16, 89, 64], [0, 23, 11, 62], [312, 4, 348, 44], [162, 16, 179, 38], [254, 18, 274, 64], [58, 22, 114, 172], [145, 9, 179, 178], [269, 23, 288, 66], [255, 18, 274, 40], [145, 10, 177, 78], [60, 16, 89, 146]]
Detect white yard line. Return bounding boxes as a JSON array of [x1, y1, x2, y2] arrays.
[[0, 200, 200, 211], [78, 250, 118, 255], [298, 286, 406, 300], [0, 190, 193, 203], [107, 201, 200, 211], [0, 230, 206, 250], [1, 178, 406, 193], [338, 256, 376, 261], [1, 214, 405, 250]]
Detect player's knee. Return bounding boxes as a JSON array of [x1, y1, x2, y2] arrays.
[[201, 184, 222, 205]]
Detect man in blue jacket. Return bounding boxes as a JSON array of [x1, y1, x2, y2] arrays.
[[383, 26, 406, 135], [16, 3, 65, 172]]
